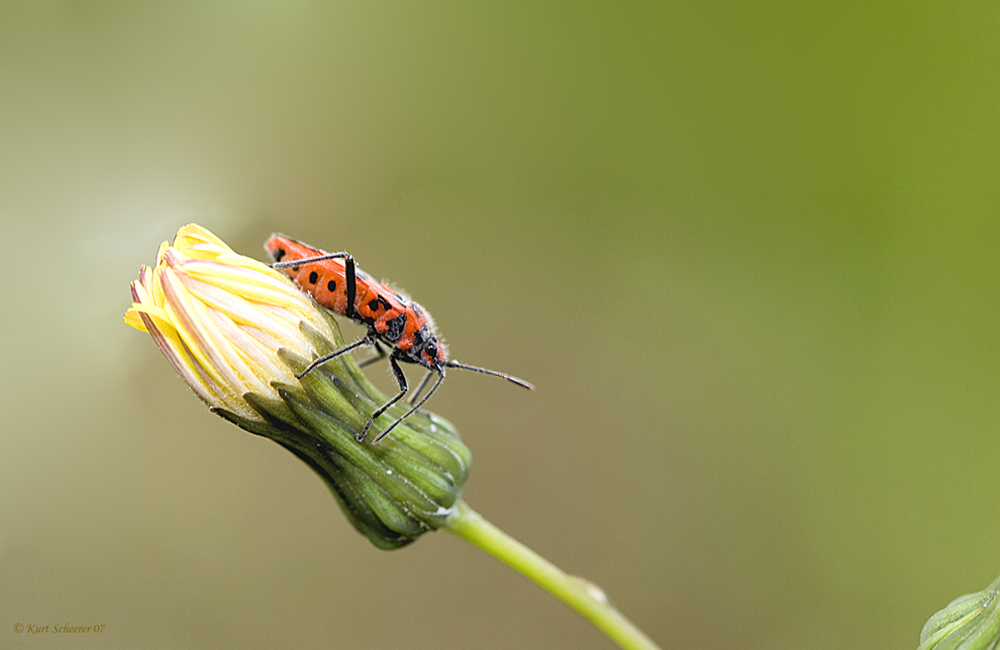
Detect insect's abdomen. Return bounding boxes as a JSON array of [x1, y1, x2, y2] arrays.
[[267, 236, 353, 316], [266, 235, 426, 349]]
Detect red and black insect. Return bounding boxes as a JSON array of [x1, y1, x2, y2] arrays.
[[266, 235, 533, 443]]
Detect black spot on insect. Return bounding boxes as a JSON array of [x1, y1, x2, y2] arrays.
[[308, 271, 318, 284], [274, 247, 286, 261], [384, 313, 407, 341], [327, 280, 337, 292], [368, 298, 381, 312], [378, 295, 392, 311], [412, 328, 424, 346]]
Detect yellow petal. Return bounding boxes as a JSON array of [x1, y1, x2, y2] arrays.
[[124, 308, 148, 332]]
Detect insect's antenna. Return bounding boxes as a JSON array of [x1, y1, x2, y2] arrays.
[[372, 371, 446, 444], [444, 361, 534, 391]]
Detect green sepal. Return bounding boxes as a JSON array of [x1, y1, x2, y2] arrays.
[[277, 440, 420, 550], [211, 406, 287, 438], [280, 388, 443, 516]]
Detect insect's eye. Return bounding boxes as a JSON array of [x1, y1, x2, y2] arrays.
[[426, 343, 437, 358]]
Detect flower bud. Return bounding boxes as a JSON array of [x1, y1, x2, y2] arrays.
[[917, 574, 1000, 650], [126, 224, 471, 548]]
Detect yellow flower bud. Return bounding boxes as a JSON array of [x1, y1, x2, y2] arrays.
[[125, 224, 339, 422], [126, 224, 471, 549]]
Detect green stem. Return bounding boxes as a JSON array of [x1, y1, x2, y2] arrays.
[[444, 500, 662, 650]]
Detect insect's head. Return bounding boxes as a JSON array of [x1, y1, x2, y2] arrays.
[[411, 327, 447, 371]]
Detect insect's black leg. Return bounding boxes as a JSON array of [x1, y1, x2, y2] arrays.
[[357, 340, 388, 368], [344, 253, 357, 319], [271, 251, 357, 319], [407, 369, 435, 406], [297, 333, 373, 378], [373, 370, 445, 443], [359, 352, 409, 442]]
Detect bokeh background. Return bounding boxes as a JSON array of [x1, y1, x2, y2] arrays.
[[2, 2, 999, 649]]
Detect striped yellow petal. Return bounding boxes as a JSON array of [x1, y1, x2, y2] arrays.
[[124, 223, 338, 421]]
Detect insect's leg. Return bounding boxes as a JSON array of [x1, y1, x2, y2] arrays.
[[359, 352, 409, 442], [357, 340, 388, 369], [373, 371, 445, 443], [272, 251, 357, 319], [344, 253, 356, 319], [297, 333, 373, 379], [271, 251, 352, 268], [407, 369, 435, 406]]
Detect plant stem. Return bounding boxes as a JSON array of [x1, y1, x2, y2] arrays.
[[444, 500, 662, 650]]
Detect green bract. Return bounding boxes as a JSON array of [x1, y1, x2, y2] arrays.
[[918, 574, 1000, 650]]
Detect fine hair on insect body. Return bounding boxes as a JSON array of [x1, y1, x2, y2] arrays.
[[266, 234, 533, 443]]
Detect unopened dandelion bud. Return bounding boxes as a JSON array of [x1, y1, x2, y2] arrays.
[[126, 224, 470, 548]]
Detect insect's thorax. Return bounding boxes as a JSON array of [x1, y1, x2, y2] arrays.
[[395, 322, 446, 371]]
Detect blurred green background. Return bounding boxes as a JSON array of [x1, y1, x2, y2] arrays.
[[2, 2, 999, 649]]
